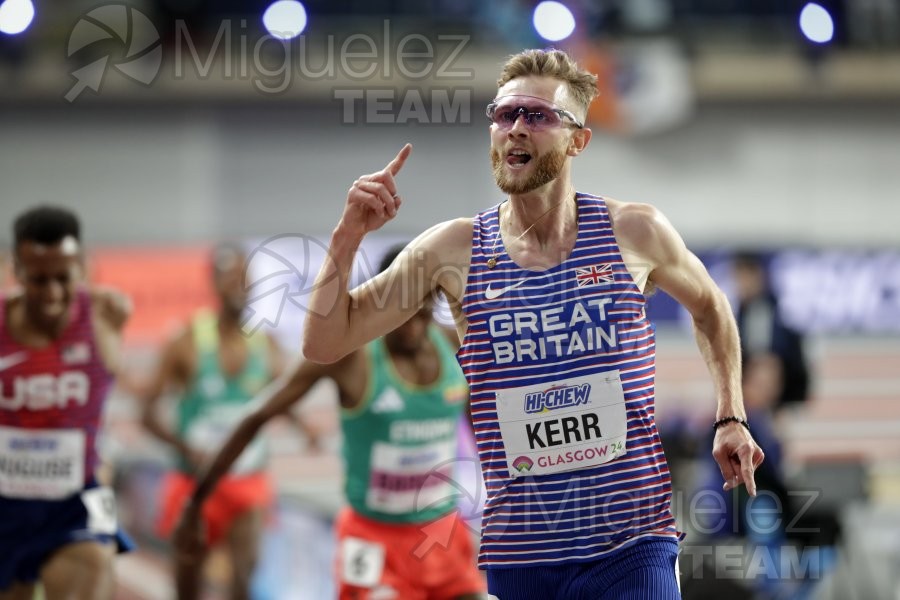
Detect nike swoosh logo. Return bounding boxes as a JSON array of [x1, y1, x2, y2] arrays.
[[484, 280, 526, 300], [0, 351, 29, 372]]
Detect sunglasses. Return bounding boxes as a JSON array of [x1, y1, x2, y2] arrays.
[[486, 95, 584, 131]]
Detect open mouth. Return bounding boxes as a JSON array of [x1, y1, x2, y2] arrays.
[[506, 149, 532, 167]]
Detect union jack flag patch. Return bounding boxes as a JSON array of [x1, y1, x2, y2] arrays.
[[575, 264, 615, 287]]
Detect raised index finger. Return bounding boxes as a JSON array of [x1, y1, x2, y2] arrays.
[[385, 143, 412, 176]]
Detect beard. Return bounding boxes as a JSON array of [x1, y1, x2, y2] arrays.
[[490, 146, 566, 194]]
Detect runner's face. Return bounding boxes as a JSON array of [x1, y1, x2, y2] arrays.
[[489, 76, 580, 194], [385, 305, 433, 355], [213, 255, 248, 316], [15, 237, 84, 328]]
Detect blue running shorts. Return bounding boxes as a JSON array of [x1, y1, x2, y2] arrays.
[[486, 537, 681, 600], [0, 483, 134, 590]]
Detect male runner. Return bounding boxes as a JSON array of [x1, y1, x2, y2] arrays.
[[173, 245, 486, 600], [1, 206, 132, 600], [302, 49, 765, 599], [141, 243, 284, 600]]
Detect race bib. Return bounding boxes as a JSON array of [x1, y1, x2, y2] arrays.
[[366, 439, 456, 514], [81, 486, 117, 534], [340, 537, 385, 588], [495, 371, 628, 478], [0, 426, 85, 499], [185, 404, 267, 474]]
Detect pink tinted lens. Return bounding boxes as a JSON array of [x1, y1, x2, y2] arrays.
[[491, 99, 562, 130]]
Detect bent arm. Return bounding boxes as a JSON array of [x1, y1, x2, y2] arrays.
[[618, 203, 763, 494], [140, 332, 195, 460], [610, 201, 745, 418], [303, 218, 470, 363], [653, 256, 742, 418], [90, 286, 132, 374], [190, 357, 340, 505], [629, 207, 743, 418]]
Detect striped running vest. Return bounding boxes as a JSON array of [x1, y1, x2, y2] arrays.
[[341, 326, 469, 523], [458, 193, 682, 568], [0, 288, 113, 499], [176, 310, 271, 474]]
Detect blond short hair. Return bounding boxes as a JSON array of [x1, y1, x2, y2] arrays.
[[497, 49, 599, 117]]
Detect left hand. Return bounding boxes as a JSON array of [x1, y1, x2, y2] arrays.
[[711, 422, 765, 496]]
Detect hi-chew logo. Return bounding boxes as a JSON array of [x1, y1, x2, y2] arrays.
[[524, 383, 591, 414]]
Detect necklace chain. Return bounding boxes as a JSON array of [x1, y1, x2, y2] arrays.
[[486, 195, 572, 269]]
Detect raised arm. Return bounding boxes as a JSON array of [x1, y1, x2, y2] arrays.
[[612, 201, 764, 496], [302, 144, 472, 363]]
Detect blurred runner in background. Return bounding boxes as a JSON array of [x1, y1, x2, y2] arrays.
[[1, 206, 132, 600], [174, 244, 486, 600], [140, 242, 286, 600]]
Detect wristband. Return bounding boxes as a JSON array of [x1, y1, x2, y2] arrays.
[[713, 416, 750, 432]]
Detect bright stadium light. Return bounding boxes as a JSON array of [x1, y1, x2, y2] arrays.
[[263, 0, 307, 40], [799, 2, 834, 44], [0, 0, 35, 35], [533, 1, 576, 42]]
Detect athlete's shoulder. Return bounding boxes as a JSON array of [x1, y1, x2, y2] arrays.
[[408, 218, 473, 267], [605, 198, 686, 271], [416, 218, 473, 247], [160, 320, 195, 361], [605, 198, 674, 242], [2, 290, 23, 309], [604, 196, 658, 222], [0, 292, 21, 337]]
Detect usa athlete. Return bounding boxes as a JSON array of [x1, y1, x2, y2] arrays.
[[1, 206, 132, 600]]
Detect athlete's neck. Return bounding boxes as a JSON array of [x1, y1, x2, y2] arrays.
[[385, 336, 440, 386], [216, 308, 243, 333], [503, 185, 577, 247], [384, 337, 428, 360], [19, 300, 73, 344]]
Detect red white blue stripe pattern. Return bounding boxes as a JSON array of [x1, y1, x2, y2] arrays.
[[457, 194, 682, 568]]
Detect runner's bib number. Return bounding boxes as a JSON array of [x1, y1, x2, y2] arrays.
[[495, 371, 628, 478], [0, 426, 85, 499], [340, 537, 385, 587], [366, 439, 456, 514], [185, 405, 266, 474], [81, 486, 117, 534]]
